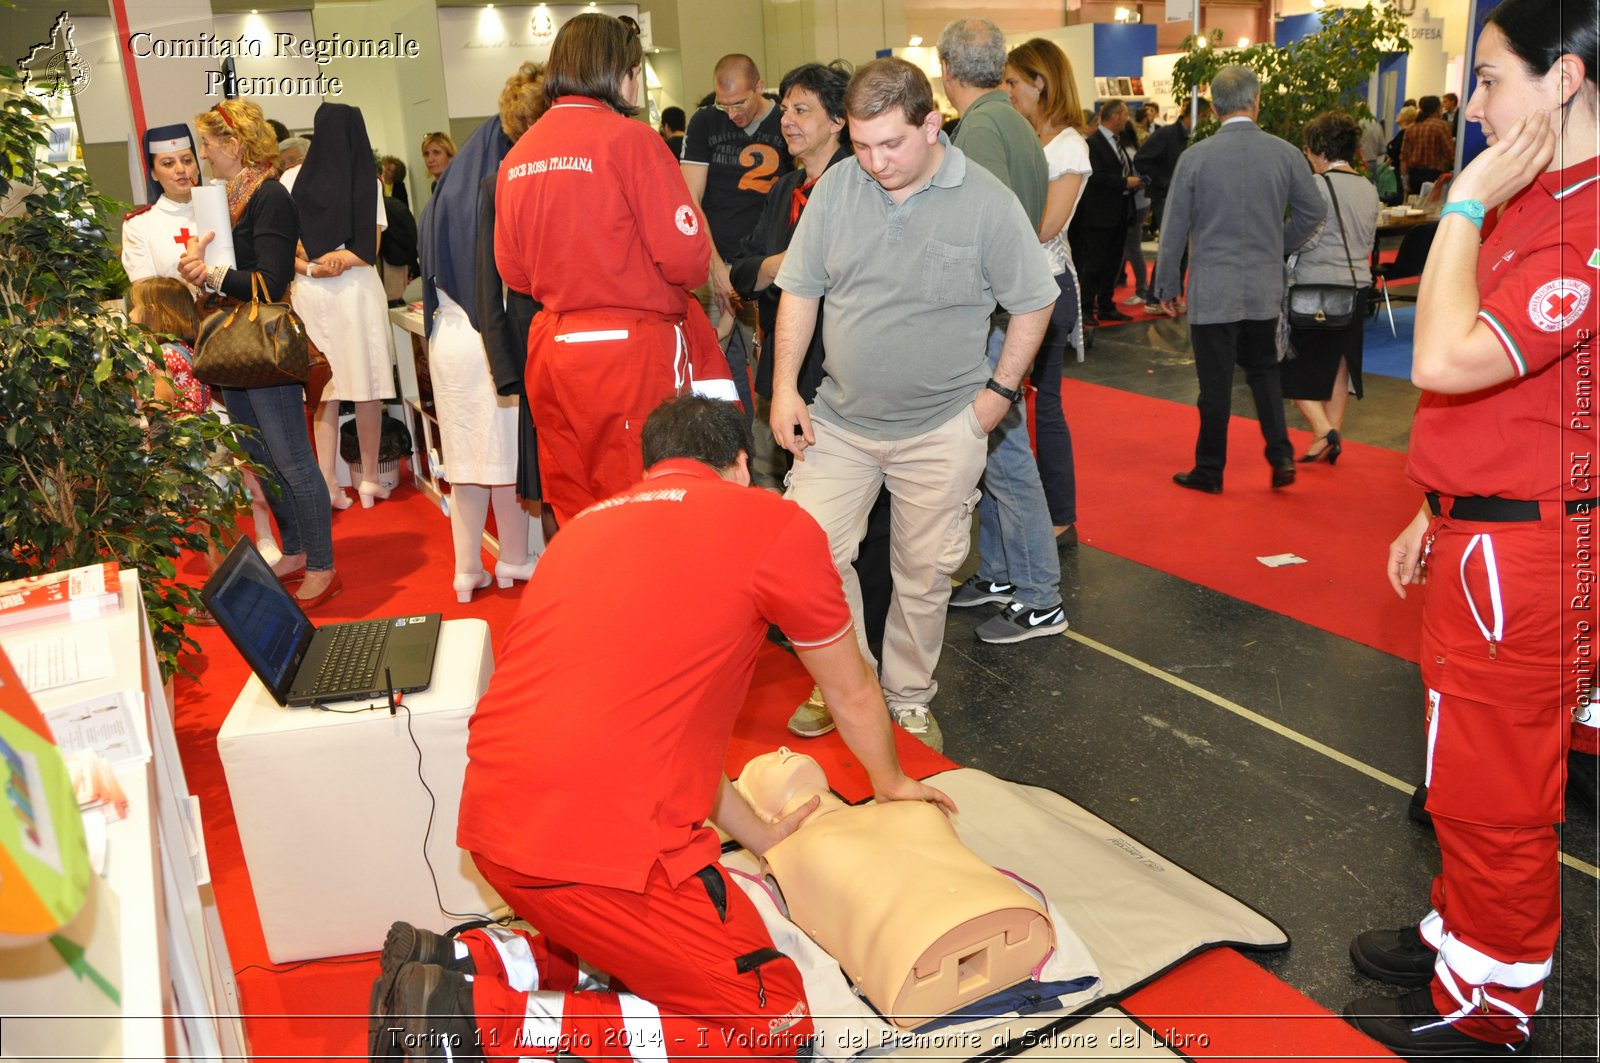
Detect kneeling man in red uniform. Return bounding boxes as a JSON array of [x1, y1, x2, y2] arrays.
[[370, 395, 954, 1061]]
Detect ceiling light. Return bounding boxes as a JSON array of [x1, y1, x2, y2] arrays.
[[908, 35, 923, 47]]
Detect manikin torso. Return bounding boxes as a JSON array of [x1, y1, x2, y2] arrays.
[[734, 749, 1054, 1028]]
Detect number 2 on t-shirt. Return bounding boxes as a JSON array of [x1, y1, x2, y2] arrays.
[[737, 144, 781, 194]]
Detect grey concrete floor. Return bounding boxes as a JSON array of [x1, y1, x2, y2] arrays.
[[931, 316, 1599, 1058]]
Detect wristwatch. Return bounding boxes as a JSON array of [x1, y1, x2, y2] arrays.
[[984, 378, 1023, 403], [1439, 198, 1486, 228]]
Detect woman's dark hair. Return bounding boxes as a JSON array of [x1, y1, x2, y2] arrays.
[[1303, 111, 1361, 164], [779, 61, 852, 126], [544, 12, 644, 117], [1486, 0, 1597, 90]]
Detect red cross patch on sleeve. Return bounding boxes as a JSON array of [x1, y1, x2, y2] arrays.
[[1527, 278, 1591, 333]]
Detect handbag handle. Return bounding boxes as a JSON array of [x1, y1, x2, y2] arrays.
[[1320, 172, 1361, 291], [248, 271, 268, 322]]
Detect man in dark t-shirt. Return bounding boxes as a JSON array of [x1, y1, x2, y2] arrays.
[[681, 54, 792, 419]]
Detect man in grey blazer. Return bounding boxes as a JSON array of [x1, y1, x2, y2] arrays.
[[1154, 65, 1325, 493]]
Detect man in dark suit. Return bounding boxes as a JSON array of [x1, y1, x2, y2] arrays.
[[1153, 65, 1324, 494], [1133, 97, 1209, 313], [1134, 97, 1209, 239], [1068, 99, 1142, 328]]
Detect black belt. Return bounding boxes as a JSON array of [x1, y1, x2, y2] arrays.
[[1426, 492, 1596, 522]]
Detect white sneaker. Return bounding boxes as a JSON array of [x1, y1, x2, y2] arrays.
[[890, 704, 944, 753]]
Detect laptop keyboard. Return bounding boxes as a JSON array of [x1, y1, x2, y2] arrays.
[[310, 619, 391, 694]]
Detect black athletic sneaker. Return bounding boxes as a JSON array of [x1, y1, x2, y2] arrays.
[[381, 921, 473, 976], [1345, 987, 1528, 1057], [974, 602, 1070, 644], [375, 962, 483, 1063], [369, 924, 474, 1061], [950, 576, 1015, 608], [1351, 925, 1435, 987]]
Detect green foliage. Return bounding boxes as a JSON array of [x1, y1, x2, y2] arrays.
[[0, 65, 248, 678], [1173, 3, 1412, 149]]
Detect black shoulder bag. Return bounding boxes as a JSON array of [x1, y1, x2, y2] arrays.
[[1286, 173, 1361, 330]]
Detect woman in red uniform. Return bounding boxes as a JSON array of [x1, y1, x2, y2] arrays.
[[1345, 1, 1597, 1056], [494, 12, 732, 525]]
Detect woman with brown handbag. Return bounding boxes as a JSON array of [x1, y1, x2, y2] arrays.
[[179, 99, 339, 610]]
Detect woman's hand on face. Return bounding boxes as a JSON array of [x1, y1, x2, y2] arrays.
[[1449, 110, 1558, 210]]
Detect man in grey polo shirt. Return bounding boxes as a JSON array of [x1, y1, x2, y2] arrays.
[[939, 17, 1068, 647], [769, 58, 1058, 751]]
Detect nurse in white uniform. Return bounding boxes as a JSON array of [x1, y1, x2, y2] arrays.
[[121, 122, 283, 562], [121, 123, 202, 288]]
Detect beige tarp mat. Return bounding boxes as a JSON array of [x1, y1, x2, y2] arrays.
[[724, 768, 1286, 1061]]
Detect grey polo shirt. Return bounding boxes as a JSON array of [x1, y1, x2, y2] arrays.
[[952, 89, 1047, 230], [776, 137, 1057, 441]]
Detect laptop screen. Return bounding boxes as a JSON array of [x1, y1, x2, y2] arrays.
[[202, 540, 314, 699]]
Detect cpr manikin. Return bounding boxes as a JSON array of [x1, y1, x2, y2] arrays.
[[734, 749, 1054, 1029]]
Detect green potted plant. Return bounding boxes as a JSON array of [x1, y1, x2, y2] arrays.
[[1174, 3, 1413, 149], [0, 63, 247, 678]]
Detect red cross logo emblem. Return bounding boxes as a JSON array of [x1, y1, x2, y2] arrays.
[[173, 226, 193, 248], [1527, 278, 1591, 333], [1545, 291, 1578, 320]]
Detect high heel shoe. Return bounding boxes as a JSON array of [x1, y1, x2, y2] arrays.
[[1297, 429, 1343, 465], [358, 480, 392, 509], [494, 556, 538, 588], [329, 488, 353, 511], [294, 572, 343, 611], [453, 571, 493, 604]]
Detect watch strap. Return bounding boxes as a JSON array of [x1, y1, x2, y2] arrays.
[[1439, 199, 1486, 228], [985, 378, 1023, 403]]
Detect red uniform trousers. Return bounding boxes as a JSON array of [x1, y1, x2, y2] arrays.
[[526, 304, 733, 526], [1416, 506, 1593, 1043], [468, 853, 813, 1062]]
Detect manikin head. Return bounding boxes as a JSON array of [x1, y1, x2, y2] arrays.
[[736, 748, 849, 825]]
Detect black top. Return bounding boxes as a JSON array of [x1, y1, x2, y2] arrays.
[[223, 179, 298, 302], [380, 195, 419, 274], [681, 101, 792, 258], [475, 172, 539, 398], [1133, 121, 1190, 206], [293, 102, 379, 263], [726, 145, 850, 402]]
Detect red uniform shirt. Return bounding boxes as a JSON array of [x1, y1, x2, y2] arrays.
[[1408, 155, 1600, 500], [494, 96, 710, 318], [458, 460, 852, 891]]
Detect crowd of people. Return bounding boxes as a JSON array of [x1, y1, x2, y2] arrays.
[[111, 2, 1595, 1059]]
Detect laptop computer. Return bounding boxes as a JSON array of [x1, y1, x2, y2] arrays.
[[201, 538, 442, 707]]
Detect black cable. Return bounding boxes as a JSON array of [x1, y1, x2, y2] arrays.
[[394, 697, 495, 922]]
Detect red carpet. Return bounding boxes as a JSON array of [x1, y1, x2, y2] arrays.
[[173, 479, 1374, 1060], [1064, 378, 1425, 663]]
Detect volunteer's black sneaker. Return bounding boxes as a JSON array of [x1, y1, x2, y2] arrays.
[[374, 962, 483, 1063], [950, 576, 1015, 608], [1344, 987, 1528, 1057], [1351, 925, 1435, 987], [369, 923, 473, 1061], [1410, 783, 1434, 828], [381, 921, 472, 976], [975, 602, 1069, 644]]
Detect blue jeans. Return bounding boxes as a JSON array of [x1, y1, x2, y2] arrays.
[[976, 323, 1061, 609], [221, 383, 334, 571], [1032, 273, 1079, 525]]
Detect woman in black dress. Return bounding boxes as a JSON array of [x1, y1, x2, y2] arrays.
[[1281, 111, 1379, 464]]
